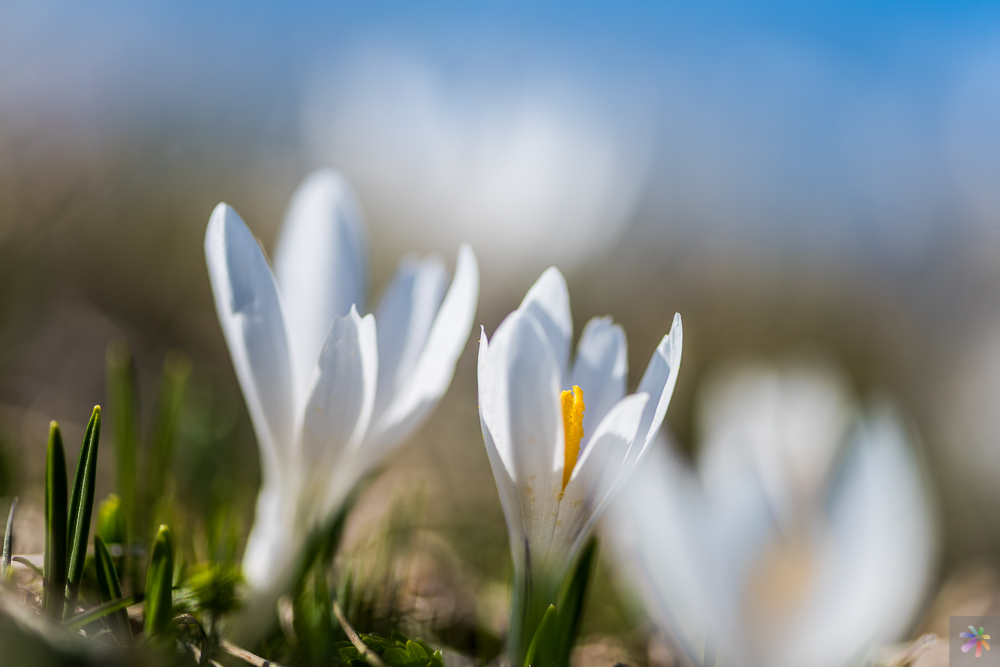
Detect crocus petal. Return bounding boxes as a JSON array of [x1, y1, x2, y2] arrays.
[[205, 203, 296, 490], [518, 267, 573, 379], [299, 305, 378, 524], [371, 255, 448, 423], [697, 362, 853, 532], [604, 437, 747, 664], [366, 245, 479, 454], [240, 481, 299, 590], [478, 326, 527, 560], [273, 170, 368, 402], [228, 480, 302, 644], [479, 308, 564, 556], [630, 313, 683, 464], [768, 405, 937, 667], [571, 316, 627, 444], [555, 392, 648, 554]]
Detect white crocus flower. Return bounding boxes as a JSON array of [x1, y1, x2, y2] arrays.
[[477, 267, 682, 665], [606, 362, 937, 667], [204, 170, 479, 636]]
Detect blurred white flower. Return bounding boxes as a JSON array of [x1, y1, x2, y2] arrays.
[[477, 267, 682, 664], [605, 362, 937, 667], [302, 48, 653, 282], [204, 169, 479, 636]]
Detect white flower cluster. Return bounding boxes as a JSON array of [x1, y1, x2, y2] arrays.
[[206, 171, 935, 666]]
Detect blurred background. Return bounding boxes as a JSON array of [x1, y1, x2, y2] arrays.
[[3, 0, 1000, 663]]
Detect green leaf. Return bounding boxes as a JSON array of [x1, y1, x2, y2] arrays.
[[2, 496, 17, 588], [96, 493, 127, 546], [106, 342, 137, 545], [145, 352, 190, 532], [405, 640, 428, 662], [67, 591, 144, 630], [43, 421, 68, 620], [550, 538, 598, 667], [65, 406, 101, 616], [520, 540, 599, 667], [144, 524, 174, 642], [12, 556, 43, 580], [94, 534, 131, 641], [382, 647, 410, 666], [522, 604, 557, 667], [414, 639, 435, 658], [360, 633, 394, 653], [340, 646, 361, 663]]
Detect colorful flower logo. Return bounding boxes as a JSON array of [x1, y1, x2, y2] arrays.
[[961, 626, 991, 657]]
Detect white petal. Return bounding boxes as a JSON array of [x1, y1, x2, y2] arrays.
[[697, 361, 853, 531], [518, 267, 573, 379], [231, 480, 302, 643], [372, 255, 448, 422], [479, 308, 564, 552], [769, 406, 937, 667], [298, 305, 378, 523], [366, 245, 479, 453], [478, 326, 528, 565], [630, 313, 683, 463], [205, 203, 296, 489], [273, 170, 368, 403], [554, 392, 648, 554], [241, 481, 298, 590], [571, 316, 627, 446], [603, 437, 747, 664]]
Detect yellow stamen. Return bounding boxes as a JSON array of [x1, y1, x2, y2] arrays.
[[561, 385, 585, 491]]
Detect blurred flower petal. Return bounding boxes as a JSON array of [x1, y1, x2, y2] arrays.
[[299, 305, 378, 522], [770, 405, 937, 667], [366, 244, 480, 455], [273, 170, 368, 403], [372, 256, 448, 421], [204, 203, 296, 489]]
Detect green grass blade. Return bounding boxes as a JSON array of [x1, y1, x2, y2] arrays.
[[94, 534, 132, 640], [2, 496, 17, 588], [65, 406, 101, 615], [106, 342, 138, 543], [44, 422, 68, 619], [146, 352, 190, 533], [144, 524, 174, 642], [12, 556, 43, 580], [67, 591, 144, 630]]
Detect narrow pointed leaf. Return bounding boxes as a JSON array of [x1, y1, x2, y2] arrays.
[[551, 538, 598, 667], [145, 524, 174, 641], [65, 406, 101, 615], [522, 604, 558, 667], [146, 352, 190, 532], [67, 592, 145, 630], [2, 496, 17, 588], [106, 342, 137, 544], [12, 556, 44, 580], [43, 422, 68, 619], [94, 534, 132, 640]]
